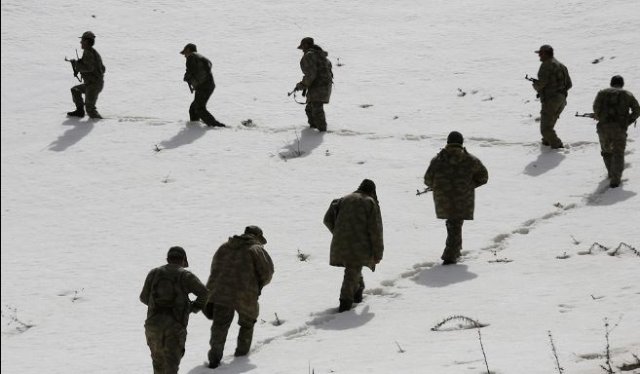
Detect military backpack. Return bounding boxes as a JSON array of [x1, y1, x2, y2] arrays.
[[151, 267, 186, 310]]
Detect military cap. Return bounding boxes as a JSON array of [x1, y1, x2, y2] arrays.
[[180, 43, 197, 55], [357, 179, 376, 194], [447, 131, 464, 145], [79, 31, 96, 39], [167, 246, 189, 267], [297, 37, 314, 50], [244, 225, 267, 244], [535, 44, 553, 54]]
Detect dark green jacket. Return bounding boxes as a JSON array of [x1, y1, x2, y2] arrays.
[[533, 57, 572, 101], [593, 87, 640, 127], [76, 47, 105, 84], [299, 46, 333, 103], [184, 52, 214, 89], [424, 144, 488, 220]]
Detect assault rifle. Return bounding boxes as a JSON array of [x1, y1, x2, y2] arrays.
[[64, 49, 82, 82], [575, 112, 596, 119], [525, 74, 538, 83], [416, 187, 433, 196]]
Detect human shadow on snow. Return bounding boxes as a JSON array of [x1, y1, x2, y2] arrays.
[[187, 356, 256, 374], [48, 118, 94, 151], [159, 122, 208, 150], [411, 264, 477, 288], [315, 305, 375, 331], [279, 127, 325, 158], [523, 149, 566, 176], [586, 178, 637, 206]]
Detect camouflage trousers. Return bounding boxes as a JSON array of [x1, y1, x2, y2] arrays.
[[340, 266, 365, 303], [442, 219, 464, 262], [190, 80, 222, 127], [540, 95, 566, 148], [71, 81, 104, 117], [208, 304, 256, 365], [305, 102, 327, 131], [144, 313, 187, 374], [597, 122, 628, 184]]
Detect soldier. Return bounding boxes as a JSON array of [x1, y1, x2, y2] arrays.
[[180, 43, 226, 127], [67, 31, 106, 119], [205, 226, 274, 369], [532, 44, 572, 149], [593, 75, 640, 188], [323, 179, 384, 313], [294, 37, 333, 132], [140, 246, 208, 374], [424, 132, 488, 265]]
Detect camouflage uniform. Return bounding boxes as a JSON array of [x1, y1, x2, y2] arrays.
[[140, 263, 208, 374], [206, 231, 274, 366], [299, 45, 333, 131], [323, 188, 384, 309], [70, 46, 105, 118], [533, 57, 572, 148], [593, 87, 640, 185], [424, 144, 488, 263], [184, 52, 224, 127]]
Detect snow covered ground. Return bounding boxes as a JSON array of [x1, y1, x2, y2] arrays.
[[2, 0, 639, 373]]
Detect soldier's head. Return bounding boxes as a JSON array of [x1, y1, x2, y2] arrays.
[[297, 37, 314, 52], [79, 31, 96, 48], [244, 225, 267, 244], [447, 131, 464, 145], [610, 75, 624, 88], [357, 179, 378, 202], [167, 246, 189, 267], [535, 44, 553, 61], [180, 43, 197, 57]]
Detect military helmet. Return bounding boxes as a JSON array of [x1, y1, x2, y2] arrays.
[[79, 31, 96, 40]]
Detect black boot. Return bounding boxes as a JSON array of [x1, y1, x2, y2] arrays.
[[67, 108, 85, 118], [338, 299, 352, 313]]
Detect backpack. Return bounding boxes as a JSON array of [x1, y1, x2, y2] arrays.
[[151, 267, 185, 309], [315, 50, 333, 86]]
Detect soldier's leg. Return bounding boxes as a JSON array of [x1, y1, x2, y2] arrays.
[[194, 84, 223, 127], [310, 102, 327, 132], [68, 84, 86, 116], [84, 81, 104, 119], [144, 323, 166, 374], [305, 103, 316, 128], [540, 98, 565, 148], [597, 125, 614, 178], [163, 322, 188, 374], [353, 275, 365, 303], [339, 266, 362, 311], [235, 313, 257, 357], [609, 127, 628, 187], [442, 219, 463, 263], [208, 304, 234, 367]]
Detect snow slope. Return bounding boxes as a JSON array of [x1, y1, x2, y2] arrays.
[[2, 0, 639, 373]]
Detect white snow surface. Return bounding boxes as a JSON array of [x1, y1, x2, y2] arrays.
[[2, 0, 640, 373]]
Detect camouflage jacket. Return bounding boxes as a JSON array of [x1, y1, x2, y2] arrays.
[[140, 263, 208, 327], [184, 52, 214, 89], [533, 57, 572, 101], [75, 47, 105, 84], [424, 144, 488, 220], [299, 46, 333, 103], [206, 234, 274, 320], [593, 87, 640, 127], [323, 192, 384, 270]]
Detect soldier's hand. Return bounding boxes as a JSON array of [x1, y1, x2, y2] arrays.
[[295, 82, 305, 91]]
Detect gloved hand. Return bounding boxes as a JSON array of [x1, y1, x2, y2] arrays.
[[295, 82, 305, 91]]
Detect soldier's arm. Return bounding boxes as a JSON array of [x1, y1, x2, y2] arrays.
[[139, 270, 155, 305], [75, 50, 96, 73], [299, 53, 318, 87], [252, 246, 274, 291], [424, 159, 436, 188], [533, 63, 550, 92], [184, 56, 198, 86], [369, 202, 384, 263], [473, 159, 489, 188], [323, 198, 340, 233], [184, 271, 209, 313], [628, 93, 640, 124], [593, 91, 604, 120]]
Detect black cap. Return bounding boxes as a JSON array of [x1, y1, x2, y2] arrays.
[[357, 179, 376, 194], [244, 226, 267, 244], [535, 44, 553, 54], [79, 31, 96, 39], [610, 75, 624, 87], [180, 43, 197, 55], [167, 246, 189, 267], [447, 131, 464, 145], [297, 37, 314, 50]]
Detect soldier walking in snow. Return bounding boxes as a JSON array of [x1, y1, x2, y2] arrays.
[[181, 43, 226, 127], [294, 37, 333, 132], [532, 44, 572, 149], [66, 31, 106, 119], [205, 226, 274, 369], [424, 132, 488, 265], [323, 179, 384, 312], [592, 75, 640, 188], [140, 246, 208, 374]]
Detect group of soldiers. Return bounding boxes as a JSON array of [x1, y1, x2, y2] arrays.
[[96, 35, 639, 372]]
